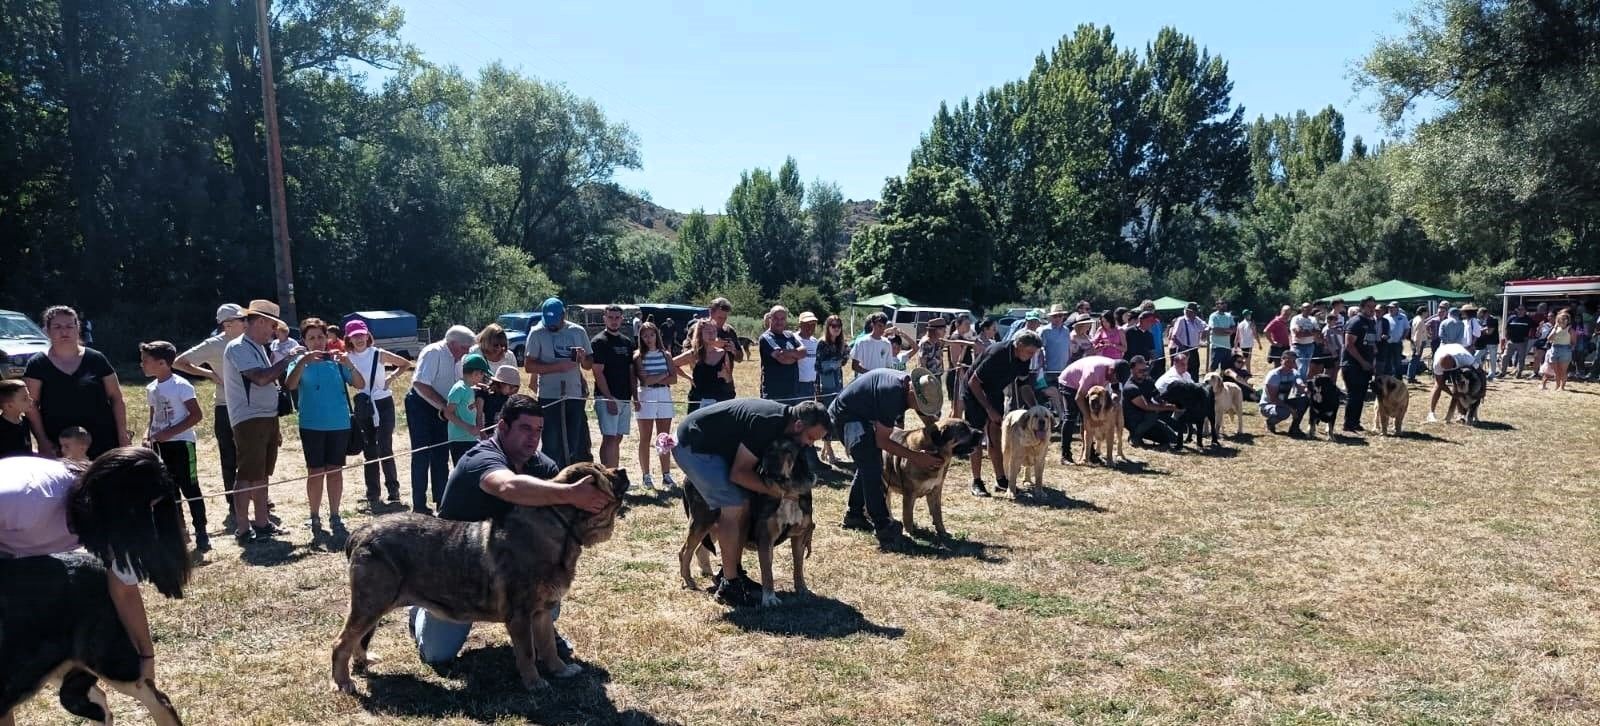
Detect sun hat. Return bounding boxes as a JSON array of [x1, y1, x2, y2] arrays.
[[491, 365, 522, 387], [1070, 313, 1093, 328], [215, 303, 246, 324], [343, 320, 371, 339], [243, 299, 285, 327], [907, 367, 944, 417], [540, 297, 565, 330], [1186, 302, 1201, 312], [462, 353, 492, 375], [927, 317, 948, 329], [1047, 303, 1069, 316], [1387, 301, 1400, 308], [798, 311, 818, 324]]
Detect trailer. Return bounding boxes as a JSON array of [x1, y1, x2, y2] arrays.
[[341, 310, 429, 359]]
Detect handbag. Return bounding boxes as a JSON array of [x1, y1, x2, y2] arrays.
[[351, 348, 380, 425], [345, 385, 367, 457]]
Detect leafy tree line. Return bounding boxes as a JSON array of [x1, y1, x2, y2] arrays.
[[838, 3, 1600, 314]]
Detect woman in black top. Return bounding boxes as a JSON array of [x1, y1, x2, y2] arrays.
[[23, 305, 129, 458]]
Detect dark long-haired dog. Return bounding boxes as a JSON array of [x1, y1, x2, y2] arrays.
[[883, 419, 980, 535], [332, 463, 627, 693], [680, 437, 815, 607], [1442, 367, 1487, 424], [2, 447, 193, 725], [1307, 374, 1343, 438]]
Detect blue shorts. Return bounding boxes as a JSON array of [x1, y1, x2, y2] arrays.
[[672, 447, 747, 509], [1549, 344, 1573, 364], [594, 399, 633, 436]]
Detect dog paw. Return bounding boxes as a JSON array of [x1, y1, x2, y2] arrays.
[[760, 591, 782, 607], [793, 583, 810, 598], [333, 679, 357, 695], [934, 528, 949, 538], [552, 662, 583, 679]]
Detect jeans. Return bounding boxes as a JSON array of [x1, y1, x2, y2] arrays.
[[1259, 397, 1308, 429], [1341, 365, 1372, 430], [1057, 385, 1080, 461], [1293, 343, 1316, 380], [1502, 341, 1528, 378], [842, 422, 893, 530], [361, 396, 399, 501], [1127, 414, 1178, 446], [406, 391, 449, 511], [540, 398, 591, 468], [411, 602, 563, 665], [1209, 347, 1233, 372], [1477, 345, 1500, 375], [213, 404, 238, 517]]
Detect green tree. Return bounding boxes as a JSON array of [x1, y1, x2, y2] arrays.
[[1283, 157, 1433, 302], [727, 162, 807, 297], [673, 211, 747, 298], [841, 166, 996, 307], [806, 179, 847, 269]]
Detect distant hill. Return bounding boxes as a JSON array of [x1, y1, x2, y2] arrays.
[[619, 193, 881, 242]]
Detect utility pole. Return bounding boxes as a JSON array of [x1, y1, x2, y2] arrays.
[[255, 0, 297, 325]]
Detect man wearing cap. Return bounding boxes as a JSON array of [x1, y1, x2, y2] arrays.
[[796, 311, 821, 401], [758, 305, 806, 403], [221, 300, 304, 542], [964, 330, 1044, 496], [589, 304, 636, 469], [525, 298, 594, 468], [174, 303, 249, 527], [1041, 304, 1073, 381], [1382, 302, 1410, 377], [1169, 303, 1206, 376], [407, 324, 476, 514], [1206, 299, 1236, 372], [831, 367, 944, 546]]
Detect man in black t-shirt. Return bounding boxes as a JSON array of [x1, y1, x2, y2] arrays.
[[963, 331, 1043, 497], [411, 395, 611, 665], [830, 368, 944, 544], [1340, 296, 1381, 433], [589, 305, 637, 469], [758, 306, 805, 403], [1501, 305, 1532, 379], [674, 398, 831, 606], [1122, 356, 1182, 448]]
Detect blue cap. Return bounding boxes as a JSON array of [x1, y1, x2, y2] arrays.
[[541, 297, 565, 329]]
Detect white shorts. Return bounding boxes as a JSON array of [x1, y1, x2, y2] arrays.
[[638, 386, 674, 420]]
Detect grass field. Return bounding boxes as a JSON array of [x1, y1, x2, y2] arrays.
[[15, 363, 1600, 725]]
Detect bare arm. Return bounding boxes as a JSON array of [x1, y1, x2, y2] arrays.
[[104, 373, 129, 446], [241, 351, 298, 386], [967, 372, 1000, 418], [172, 355, 220, 384], [478, 469, 606, 511], [108, 575, 154, 660], [23, 377, 51, 455], [729, 445, 787, 498]]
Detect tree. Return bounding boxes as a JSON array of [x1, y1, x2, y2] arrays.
[[841, 166, 996, 308], [805, 179, 847, 269], [727, 162, 808, 297], [1282, 157, 1433, 302], [673, 211, 747, 298]]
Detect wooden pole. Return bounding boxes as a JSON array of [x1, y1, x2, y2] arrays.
[[255, 0, 297, 325]]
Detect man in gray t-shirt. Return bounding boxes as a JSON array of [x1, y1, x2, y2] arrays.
[[524, 298, 594, 466], [175, 303, 249, 519], [219, 300, 302, 542]]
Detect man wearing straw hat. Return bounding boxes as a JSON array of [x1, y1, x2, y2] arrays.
[[221, 300, 303, 544], [830, 367, 945, 548]]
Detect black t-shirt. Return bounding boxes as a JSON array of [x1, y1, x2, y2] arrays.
[[964, 341, 1031, 400], [590, 330, 637, 401], [437, 436, 560, 522], [476, 389, 509, 428], [830, 368, 909, 427], [759, 330, 802, 401], [1343, 315, 1380, 367], [1505, 314, 1531, 343], [1477, 315, 1499, 346], [1124, 327, 1156, 360], [678, 398, 788, 462], [0, 416, 32, 457], [24, 348, 117, 456], [1121, 380, 1152, 423]]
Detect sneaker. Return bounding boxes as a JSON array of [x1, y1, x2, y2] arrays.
[[329, 514, 346, 533], [305, 515, 322, 531], [386, 490, 402, 504], [642, 474, 655, 490], [194, 533, 212, 553], [413, 506, 434, 516], [253, 523, 288, 538], [995, 477, 1011, 493], [662, 472, 677, 489], [970, 480, 991, 498], [840, 512, 873, 531], [233, 529, 254, 545], [875, 523, 905, 549]]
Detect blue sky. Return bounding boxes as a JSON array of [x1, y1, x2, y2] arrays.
[[389, 0, 1415, 212]]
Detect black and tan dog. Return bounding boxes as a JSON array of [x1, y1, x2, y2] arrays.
[[331, 462, 627, 693], [1370, 374, 1410, 435], [1306, 374, 1342, 439], [883, 418, 980, 535], [1442, 367, 1487, 424], [679, 437, 815, 607], [1080, 385, 1124, 466]]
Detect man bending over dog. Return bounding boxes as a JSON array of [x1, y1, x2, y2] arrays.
[[831, 367, 945, 547], [409, 394, 611, 665], [1056, 355, 1130, 465], [674, 398, 832, 606], [963, 330, 1044, 497]]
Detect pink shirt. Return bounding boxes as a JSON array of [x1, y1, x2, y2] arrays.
[[1058, 355, 1118, 390], [1091, 327, 1125, 359], [0, 456, 81, 557]]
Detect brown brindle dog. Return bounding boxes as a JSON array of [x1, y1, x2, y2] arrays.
[[330, 463, 627, 693], [680, 437, 815, 607], [882, 418, 980, 536], [1081, 385, 1124, 467], [1370, 374, 1410, 435]]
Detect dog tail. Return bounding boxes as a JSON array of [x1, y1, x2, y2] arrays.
[[680, 487, 718, 554]]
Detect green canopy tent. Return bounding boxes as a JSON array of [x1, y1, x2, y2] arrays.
[[1317, 279, 1471, 306], [1150, 296, 1193, 313], [848, 293, 919, 333]]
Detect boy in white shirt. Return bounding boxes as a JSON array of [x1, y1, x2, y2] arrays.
[[141, 340, 208, 551]]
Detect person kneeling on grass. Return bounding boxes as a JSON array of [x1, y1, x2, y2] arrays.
[[831, 368, 945, 547], [1122, 356, 1183, 450], [1259, 349, 1308, 436], [672, 398, 832, 607], [1426, 343, 1478, 423], [410, 394, 609, 664]]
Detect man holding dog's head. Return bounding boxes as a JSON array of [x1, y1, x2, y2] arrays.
[[831, 367, 945, 546], [674, 398, 832, 606], [409, 394, 611, 665], [1056, 355, 1131, 465], [963, 330, 1044, 497], [1260, 349, 1309, 435]]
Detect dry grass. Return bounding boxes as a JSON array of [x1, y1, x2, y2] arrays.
[[16, 365, 1600, 725]]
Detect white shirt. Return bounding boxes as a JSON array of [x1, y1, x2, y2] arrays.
[[1290, 314, 1320, 345], [1432, 343, 1475, 375], [1236, 319, 1255, 348], [146, 375, 198, 443], [797, 334, 819, 383], [345, 347, 394, 401], [851, 336, 894, 372], [1465, 317, 1485, 345], [411, 340, 459, 403], [1155, 367, 1193, 394]]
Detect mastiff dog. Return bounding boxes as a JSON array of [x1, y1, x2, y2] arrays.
[[1370, 374, 1410, 435], [883, 418, 981, 535], [1001, 405, 1057, 495], [1306, 374, 1343, 439], [1443, 367, 1487, 424], [1080, 385, 1124, 466], [679, 437, 816, 607], [331, 462, 628, 693]]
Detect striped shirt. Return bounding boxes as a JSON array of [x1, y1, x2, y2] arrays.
[[640, 350, 671, 381]]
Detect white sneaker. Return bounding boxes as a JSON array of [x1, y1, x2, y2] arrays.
[[662, 472, 677, 490], [1425, 412, 1438, 423], [642, 474, 655, 490]]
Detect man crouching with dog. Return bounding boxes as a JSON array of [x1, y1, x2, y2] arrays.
[[673, 398, 832, 606], [406, 394, 612, 665], [831, 367, 946, 547]]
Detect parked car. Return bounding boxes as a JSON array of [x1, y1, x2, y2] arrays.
[[497, 312, 538, 359], [340, 310, 428, 359], [890, 306, 973, 341], [0, 309, 48, 379]]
